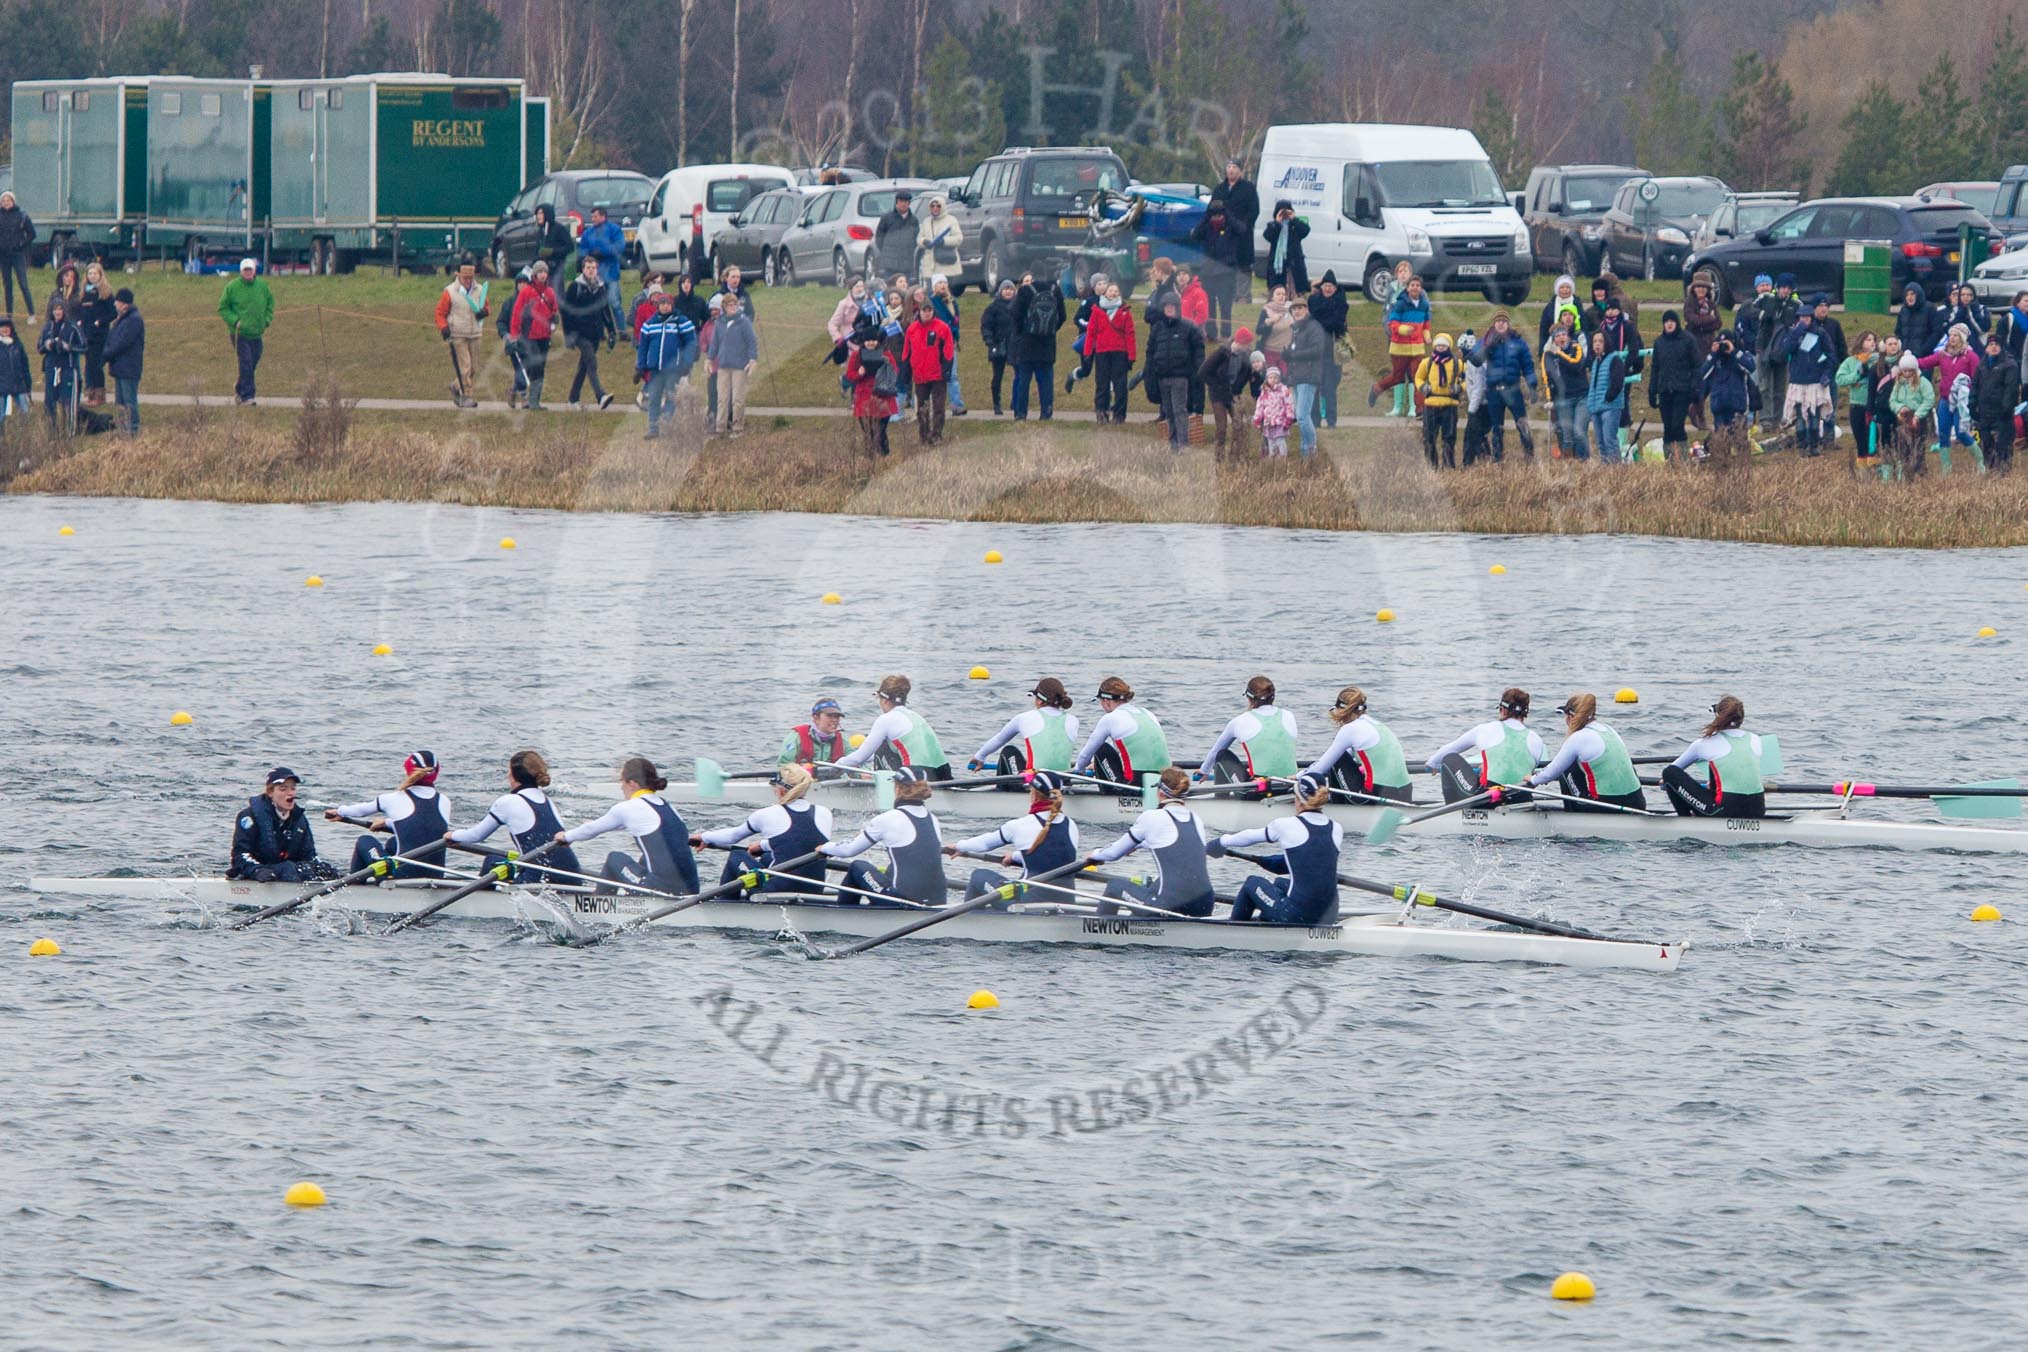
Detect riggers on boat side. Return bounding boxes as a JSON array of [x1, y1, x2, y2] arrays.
[[25, 876, 1687, 973]]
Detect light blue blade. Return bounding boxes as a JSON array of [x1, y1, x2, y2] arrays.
[[873, 769, 895, 811], [695, 757, 726, 798], [1936, 778, 2023, 820], [1366, 808, 1404, 845], [1759, 735, 1784, 776], [1141, 773, 1159, 809]]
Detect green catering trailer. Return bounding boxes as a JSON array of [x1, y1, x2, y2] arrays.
[[9, 78, 150, 263], [143, 76, 271, 263], [268, 74, 543, 273]]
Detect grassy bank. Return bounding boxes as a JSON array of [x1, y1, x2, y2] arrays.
[[9, 400, 2026, 547]]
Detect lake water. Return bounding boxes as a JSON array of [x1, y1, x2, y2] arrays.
[[6, 495, 2028, 1349]]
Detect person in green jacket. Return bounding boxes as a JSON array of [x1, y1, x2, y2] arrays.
[[218, 258, 275, 405], [1885, 352, 1935, 480]]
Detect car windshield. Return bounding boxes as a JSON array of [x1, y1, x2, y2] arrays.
[[1374, 160, 1506, 209], [1027, 158, 1127, 199], [707, 177, 792, 213], [572, 176, 651, 212], [1911, 205, 1990, 234], [1559, 174, 1634, 212], [1735, 201, 1792, 232], [1650, 182, 1727, 217]]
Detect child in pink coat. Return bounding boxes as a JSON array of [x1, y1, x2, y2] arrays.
[[1252, 366, 1296, 456]]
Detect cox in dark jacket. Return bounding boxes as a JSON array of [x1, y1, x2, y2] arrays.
[[228, 774, 323, 881], [1261, 202, 1310, 294], [1009, 281, 1065, 368]]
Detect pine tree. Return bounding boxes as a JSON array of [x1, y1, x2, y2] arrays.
[[1713, 53, 1806, 191], [917, 32, 1006, 179], [1823, 80, 1907, 197], [1627, 51, 1713, 176], [1975, 19, 2028, 170], [1904, 55, 1975, 185]]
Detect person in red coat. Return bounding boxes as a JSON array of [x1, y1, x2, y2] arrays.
[[1086, 283, 1139, 423], [902, 290, 956, 445], [509, 261, 562, 409], [845, 324, 898, 458]]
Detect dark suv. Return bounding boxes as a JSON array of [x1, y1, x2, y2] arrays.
[[1682, 196, 2001, 306], [490, 169, 653, 275], [1523, 164, 1648, 276], [943, 146, 1131, 292], [1599, 175, 1730, 280]]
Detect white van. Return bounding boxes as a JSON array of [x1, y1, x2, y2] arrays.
[[638, 162, 796, 276], [1255, 124, 1532, 307]]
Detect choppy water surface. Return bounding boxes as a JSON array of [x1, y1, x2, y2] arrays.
[[6, 496, 2028, 1350]]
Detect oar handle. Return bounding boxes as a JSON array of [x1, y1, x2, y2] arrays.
[[1336, 871, 1657, 945], [386, 841, 559, 935], [621, 848, 829, 935], [827, 856, 1095, 958], [230, 834, 446, 931]]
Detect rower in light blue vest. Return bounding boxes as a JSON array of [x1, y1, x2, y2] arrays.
[[948, 770, 1082, 904], [694, 762, 834, 895], [1661, 694, 1768, 819], [1211, 775, 1343, 926], [1302, 684, 1413, 803], [1524, 694, 1647, 812], [1197, 674, 1299, 783], [328, 749, 451, 881], [970, 676, 1080, 774], [1426, 687, 1547, 804], [834, 673, 953, 780], [1074, 674, 1171, 785], [445, 748, 583, 885], [556, 756, 700, 895]]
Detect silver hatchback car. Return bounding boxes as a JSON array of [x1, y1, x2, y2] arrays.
[[777, 177, 935, 289]]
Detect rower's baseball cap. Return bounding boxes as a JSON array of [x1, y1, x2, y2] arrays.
[[1029, 770, 1066, 795], [1294, 774, 1325, 799], [811, 697, 843, 715], [894, 766, 929, 783], [403, 749, 440, 785], [266, 766, 302, 786]]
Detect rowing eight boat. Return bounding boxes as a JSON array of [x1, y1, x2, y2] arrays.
[[25, 875, 1687, 972], [639, 778, 2028, 854]]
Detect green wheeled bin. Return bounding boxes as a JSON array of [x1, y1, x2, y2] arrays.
[[1842, 240, 1891, 313]]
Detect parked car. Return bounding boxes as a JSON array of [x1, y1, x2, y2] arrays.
[[792, 165, 877, 186], [1988, 165, 2028, 245], [637, 163, 796, 278], [1915, 181, 2000, 215], [1522, 163, 1648, 276], [1259, 123, 1532, 305], [1690, 191, 1800, 253], [777, 177, 934, 288], [1683, 196, 2000, 306], [708, 186, 822, 285], [1968, 241, 2028, 305], [1136, 181, 1213, 201], [941, 146, 1132, 293], [490, 170, 653, 276], [1600, 175, 1729, 280]]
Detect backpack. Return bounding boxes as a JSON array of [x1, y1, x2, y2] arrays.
[[1023, 293, 1058, 339], [872, 356, 899, 399]]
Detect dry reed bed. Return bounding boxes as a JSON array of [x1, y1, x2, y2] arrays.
[[8, 407, 2026, 548]]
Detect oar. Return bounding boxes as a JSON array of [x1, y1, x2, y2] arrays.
[[816, 856, 1096, 959], [574, 849, 827, 947], [1253, 774, 1425, 809], [1364, 786, 1505, 845], [750, 865, 934, 908], [230, 841, 448, 930], [1768, 778, 2023, 820], [385, 842, 559, 934], [1512, 783, 1663, 817]]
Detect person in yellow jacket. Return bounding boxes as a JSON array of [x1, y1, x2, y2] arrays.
[[1415, 333, 1465, 468]]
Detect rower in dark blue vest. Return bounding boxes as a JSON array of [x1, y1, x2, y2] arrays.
[[947, 770, 1081, 905], [693, 762, 834, 896], [327, 750, 451, 881], [228, 766, 329, 881], [821, 767, 948, 907], [555, 756, 701, 895], [1212, 775, 1343, 925], [1088, 766, 1217, 917], [445, 748, 584, 885]]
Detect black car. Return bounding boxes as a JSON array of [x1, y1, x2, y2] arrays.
[[942, 146, 1132, 292], [709, 186, 817, 286], [1600, 175, 1729, 280], [1522, 163, 1648, 276], [1684, 196, 2001, 306], [489, 169, 654, 275]]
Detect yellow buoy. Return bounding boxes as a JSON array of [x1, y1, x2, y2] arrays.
[[1550, 1271, 1596, 1301], [967, 989, 999, 1010], [969, 665, 990, 680], [169, 710, 194, 726], [29, 937, 61, 957], [371, 643, 393, 656], [821, 592, 842, 605], [58, 525, 75, 536], [499, 537, 517, 550], [1614, 688, 1639, 704], [284, 1181, 328, 1208], [1971, 903, 2003, 922], [984, 550, 1004, 564], [1375, 608, 1395, 623], [848, 733, 865, 749], [1489, 563, 1506, 575], [305, 575, 324, 588], [1978, 626, 1997, 638]]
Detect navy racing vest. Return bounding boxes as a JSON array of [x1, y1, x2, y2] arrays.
[[637, 796, 701, 893], [760, 800, 830, 890], [511, 788, 582, 881], [1279, 812, 1340, 926]]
